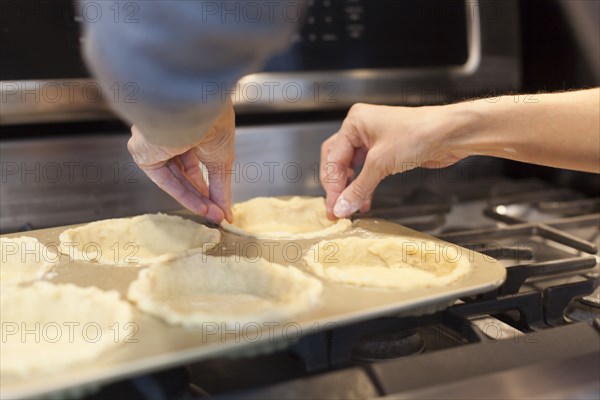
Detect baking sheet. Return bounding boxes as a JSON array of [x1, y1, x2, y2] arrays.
[[0, 213, 506, 399]]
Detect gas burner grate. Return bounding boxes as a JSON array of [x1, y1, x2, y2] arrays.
[[438, 222, 597, 258], [438, 222, 597, 295], [487, 179, 583, 206], [485, 180, 600, 222], [499, 257, 596, 295], [285, 270, 598, 374], [356, 187, 453, 232], [488, 188, 585, 209], [486, 206, 600, 229], [484, 181, 600, 255], [536, 197, 600, 215], [543, 276, 599, 326], [485, 209, 600, 253], [351, 328, 425, 362]]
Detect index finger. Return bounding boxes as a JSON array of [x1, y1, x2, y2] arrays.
[[204, 159, 234, 224], [144, 164, 225, 223]]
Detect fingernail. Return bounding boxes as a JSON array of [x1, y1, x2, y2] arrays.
[[333, 196, 359, 218]]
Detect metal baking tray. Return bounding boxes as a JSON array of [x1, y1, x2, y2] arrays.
[[0, 213, 506, 399]]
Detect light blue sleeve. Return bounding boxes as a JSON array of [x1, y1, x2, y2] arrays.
[[80, 1, 303, 146]]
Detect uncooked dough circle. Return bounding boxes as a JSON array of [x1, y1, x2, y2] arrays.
[[127, 254, 323, 328], [221, 196, 352, 239], [304, 236, 472, 289], [0, 237, 59, 286], [59, 213, 221, 266], [0, 281, 134, 377]]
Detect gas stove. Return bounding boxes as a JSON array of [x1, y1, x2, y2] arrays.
[[77, 175, 599, 399], [2, 121, 599, 399], [2, 0, 598, 396]]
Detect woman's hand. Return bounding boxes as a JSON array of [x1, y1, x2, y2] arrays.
[[127, 102, 235, 223], [322, 89, 600, 219], [320, 103, 466, 219]]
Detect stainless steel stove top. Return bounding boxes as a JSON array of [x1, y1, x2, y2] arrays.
[[1, 121, 599, 399]]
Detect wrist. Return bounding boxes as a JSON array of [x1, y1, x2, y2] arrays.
[[425, 101, 484, 164], [442, 98, 506, 160]]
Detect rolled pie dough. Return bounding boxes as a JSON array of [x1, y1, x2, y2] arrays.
[[221, 196, 352, 239], [304, 236, 472, 289], [127, 254, 323, 328], [0, 237, 59, 286], [59, 213, 220, 266], [0, 282, 134, 377]]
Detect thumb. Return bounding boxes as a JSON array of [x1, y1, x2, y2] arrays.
[[332, 153, 383, 218]]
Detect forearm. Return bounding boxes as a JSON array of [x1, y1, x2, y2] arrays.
[[447, 89, 600, 173]]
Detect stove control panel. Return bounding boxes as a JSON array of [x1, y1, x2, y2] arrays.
[[265, 0, 469, 72]]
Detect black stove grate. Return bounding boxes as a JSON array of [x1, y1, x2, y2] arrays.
[[354, 187, 453, 232]]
